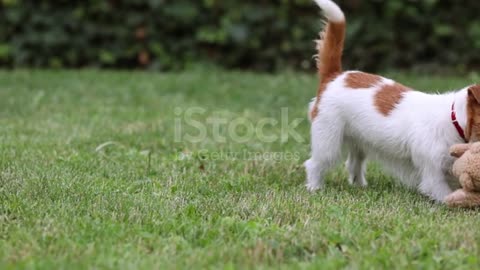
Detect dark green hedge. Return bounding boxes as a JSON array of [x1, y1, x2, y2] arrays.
[[1, 0, 480, 72]]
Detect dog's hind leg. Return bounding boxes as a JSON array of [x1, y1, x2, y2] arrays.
[[305, 115, 344, 191], [346, 144, 367, 187]]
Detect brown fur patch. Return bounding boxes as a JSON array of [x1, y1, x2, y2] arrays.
[[374, 83, 410, 116], [466, 85, 480, 142], [345, 72, 382, 89]]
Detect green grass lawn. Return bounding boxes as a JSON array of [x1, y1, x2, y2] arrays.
[[1, 69, 480, 269]]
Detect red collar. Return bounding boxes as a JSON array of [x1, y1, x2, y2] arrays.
[[451, 102, 467, 142]]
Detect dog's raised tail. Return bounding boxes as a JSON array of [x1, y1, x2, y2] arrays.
[[313, 0, 345, 81]]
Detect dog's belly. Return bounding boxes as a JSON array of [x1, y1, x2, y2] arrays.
[[345, 135, 460, 190], [369, 151, 420, 188], [345, 136, 420, 187], [344, 122, 412, 160]]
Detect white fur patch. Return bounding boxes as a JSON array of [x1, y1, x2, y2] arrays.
[[313, 0, 345, 23]]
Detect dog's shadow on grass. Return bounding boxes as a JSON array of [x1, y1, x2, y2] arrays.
[[316, 163, 480, 211], [302, 163, 431, 205], [266, 160, 413, 196]]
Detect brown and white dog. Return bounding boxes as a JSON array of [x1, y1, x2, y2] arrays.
[[306, 0, 480, 202]]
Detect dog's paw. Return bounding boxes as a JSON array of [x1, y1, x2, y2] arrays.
[[306, 183, 322, 192]]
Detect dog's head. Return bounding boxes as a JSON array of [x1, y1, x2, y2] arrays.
[[466, 85, 480, 142]]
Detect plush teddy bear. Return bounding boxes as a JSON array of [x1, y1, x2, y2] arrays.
[[445, 142, 480, 207]]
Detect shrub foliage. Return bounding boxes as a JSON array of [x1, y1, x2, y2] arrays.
[[1, 0, 480, 72]]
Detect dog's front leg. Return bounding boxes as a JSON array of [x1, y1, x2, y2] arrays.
[[419, 167, 454, 203]]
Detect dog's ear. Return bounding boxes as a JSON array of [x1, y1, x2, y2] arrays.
[[468, 85, 480, 103], [450, 144, 470, 158]]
